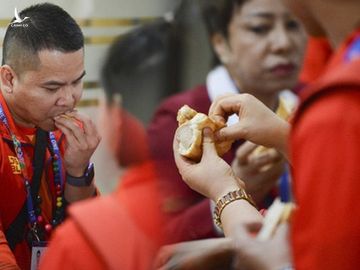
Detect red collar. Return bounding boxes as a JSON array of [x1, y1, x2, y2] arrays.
[[0, 90, 35, 144], [293, 28, 360, 123]]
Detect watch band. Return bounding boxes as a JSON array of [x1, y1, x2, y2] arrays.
[[66, 163, 94, 187], [213, 188, 256, 229]]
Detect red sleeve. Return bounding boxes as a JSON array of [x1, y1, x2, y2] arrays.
[[164, 199, 218, 243], [148, 98, 196, 203], [0, 220, 19, 269], [39, 220, 104, 270], [291, 89, 360, 270]]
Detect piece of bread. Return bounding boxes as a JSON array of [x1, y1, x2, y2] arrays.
[[176, 105, 233, 161], [59, 113, 84, 129], [256, 198, 295, 241]]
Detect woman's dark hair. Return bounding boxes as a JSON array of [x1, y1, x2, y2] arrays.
[[201, 0, 247, 37], [201, 0, 247, 65]]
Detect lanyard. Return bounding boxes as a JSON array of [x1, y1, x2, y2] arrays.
[[280, 164, 291, 203], [0, 104, 64, 228], [49, 132, 64, 190]]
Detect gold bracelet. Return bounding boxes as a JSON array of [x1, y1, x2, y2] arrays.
[[213, 188, 256, 229]]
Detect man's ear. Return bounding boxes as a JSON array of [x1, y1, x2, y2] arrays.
[[211, 33, 232, 65], [0, 65, 16, 93]]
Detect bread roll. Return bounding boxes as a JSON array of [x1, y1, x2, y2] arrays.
[[176, 105, 233, 161], [59, 113, 84, 129]]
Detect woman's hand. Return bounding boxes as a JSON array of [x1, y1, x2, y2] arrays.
[[208, 94, 290, 159], [173, 127, 241, 201], [231, 142, 284, 204]]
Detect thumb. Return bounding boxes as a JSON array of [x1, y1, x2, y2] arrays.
[[216, 123, 246, 142], [202, 127, 218, 158]]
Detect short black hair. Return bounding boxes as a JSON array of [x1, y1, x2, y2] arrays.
[[2, 3, 84, 75], [101, 20, 172, 104], [201, 0, 247, 65]]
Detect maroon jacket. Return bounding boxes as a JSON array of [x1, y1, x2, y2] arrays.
[[148, 85, 236, 243]]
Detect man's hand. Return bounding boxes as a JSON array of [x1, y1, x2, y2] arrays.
[[233, 223, 292, 270], [54, 111, 101, 177], [155, 238, 235, 270]]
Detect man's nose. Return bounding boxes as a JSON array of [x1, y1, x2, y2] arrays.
[[56, 86, 76, 107]]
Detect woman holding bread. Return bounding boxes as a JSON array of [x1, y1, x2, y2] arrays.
[[163, 0, 360, 268], [148, 0, 306, 243]]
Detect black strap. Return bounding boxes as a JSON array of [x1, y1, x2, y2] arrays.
[[30, 129, 48, 203], [5, 128, 48, 250]]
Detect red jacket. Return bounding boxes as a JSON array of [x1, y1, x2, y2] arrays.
[[148, 85, 232, 242], [299, 37, 333, 84], [39, 161, 165, 270], [0, 91, 65, 269], [291, 29, 360, 269]]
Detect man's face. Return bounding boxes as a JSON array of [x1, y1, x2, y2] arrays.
[[11, 49, 85, 131]]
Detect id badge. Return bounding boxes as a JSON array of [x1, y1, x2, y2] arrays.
[[30, 241, 48, 270]]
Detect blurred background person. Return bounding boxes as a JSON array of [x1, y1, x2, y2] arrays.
[[39, 20, 173, 270], [147, 0, 306, 243]]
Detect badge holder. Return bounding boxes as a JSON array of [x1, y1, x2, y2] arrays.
[[30, 240, 47, 270]]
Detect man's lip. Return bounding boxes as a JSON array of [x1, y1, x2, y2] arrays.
[[269, 63, 296, 77], [54, 111, 75, 118]]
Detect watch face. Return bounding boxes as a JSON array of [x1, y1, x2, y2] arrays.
[[85, 163, 95, 185], [66, 163, 95, 187]]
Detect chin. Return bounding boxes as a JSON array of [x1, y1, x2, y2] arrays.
[[272, 77, 298, 91], [259, 82, 296, 96], [37, 121, 57, 132]]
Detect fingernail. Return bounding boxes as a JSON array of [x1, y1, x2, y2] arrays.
[[203, 127, 212, 137], [214, 131, 221, 141]]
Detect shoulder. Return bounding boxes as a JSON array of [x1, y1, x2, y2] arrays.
[[40, 218, 104, 270], [148, 85, 208, 132], [293, 89, 360, 142], [156, 85, 209, 114], [295, 59, 360, 124], [67, 195, 158, 270]]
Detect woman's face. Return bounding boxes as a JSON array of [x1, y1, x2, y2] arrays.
[[215, 0, 307, 95]]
